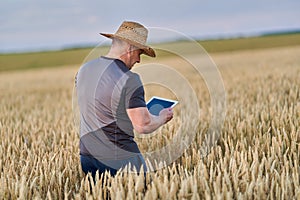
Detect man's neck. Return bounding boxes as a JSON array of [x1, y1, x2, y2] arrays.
[[105, 52, 120, 60], [105, 52, 130, 69]]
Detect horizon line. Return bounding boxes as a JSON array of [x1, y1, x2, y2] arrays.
[[1, 28, 300, 55]]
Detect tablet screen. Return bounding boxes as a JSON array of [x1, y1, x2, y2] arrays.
[[146, 96, 178, 116]]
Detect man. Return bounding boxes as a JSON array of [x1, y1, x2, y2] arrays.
[[76, 21, 173, 178]]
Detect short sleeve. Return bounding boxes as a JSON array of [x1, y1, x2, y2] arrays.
[[125, 73, 146, 109]]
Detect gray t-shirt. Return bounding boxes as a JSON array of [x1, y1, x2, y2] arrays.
[[76, 56, 146, 161]]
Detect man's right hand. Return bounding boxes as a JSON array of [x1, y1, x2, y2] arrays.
[[127, 107, 174, 134], [159, 107, 174, 124]]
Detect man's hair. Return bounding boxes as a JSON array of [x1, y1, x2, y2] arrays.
[[111, 38, 139, 54], [111, 38, 129, 53]]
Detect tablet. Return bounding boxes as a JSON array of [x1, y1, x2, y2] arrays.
[[146, 96, 178, 116]]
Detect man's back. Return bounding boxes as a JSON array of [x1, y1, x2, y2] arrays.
[[76, 56, 146, 160]]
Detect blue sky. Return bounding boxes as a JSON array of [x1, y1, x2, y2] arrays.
[[1, 0, 300, 53]]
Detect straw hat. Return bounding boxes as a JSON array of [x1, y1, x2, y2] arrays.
[[100, 21, 156, 57]]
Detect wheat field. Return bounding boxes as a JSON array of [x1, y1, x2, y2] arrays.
[[0, 45, 299, 199]]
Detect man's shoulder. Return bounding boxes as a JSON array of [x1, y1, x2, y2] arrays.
[[124, 72, 142, 89], [78, 57, 119, 76], [80, 57, 112, 69]]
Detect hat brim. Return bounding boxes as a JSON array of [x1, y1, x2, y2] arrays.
[[100, 33, 156, 57]]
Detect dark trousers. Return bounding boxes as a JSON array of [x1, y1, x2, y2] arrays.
[[80, 154, 147, 178], [80, 155, 119, 178], [80, 154, 148, 196]]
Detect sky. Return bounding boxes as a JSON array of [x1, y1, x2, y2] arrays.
[[1, 0, 300, 53]]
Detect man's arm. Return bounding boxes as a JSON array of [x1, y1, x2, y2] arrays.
[[127, 107, 173, 134]]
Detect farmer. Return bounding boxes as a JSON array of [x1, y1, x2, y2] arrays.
[[76, 21, 173, 178]]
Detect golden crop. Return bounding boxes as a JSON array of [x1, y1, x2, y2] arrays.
[[0, 45, 299, 199]]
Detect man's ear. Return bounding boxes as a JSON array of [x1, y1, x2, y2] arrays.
[[127, 45, 133, 53]]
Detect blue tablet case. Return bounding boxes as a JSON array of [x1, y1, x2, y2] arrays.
[[146, 97, 177, 116]]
